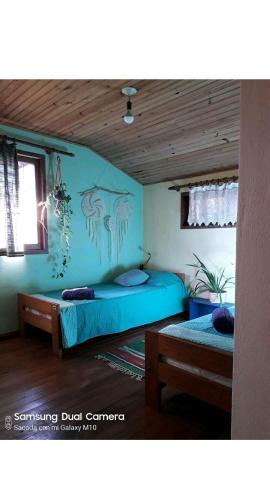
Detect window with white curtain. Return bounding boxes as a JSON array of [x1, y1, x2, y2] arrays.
[[186, 181, 238, 228]]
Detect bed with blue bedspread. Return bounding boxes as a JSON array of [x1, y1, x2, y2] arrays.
[[18, 271, 187, 353], [145, 308, 234, 413]]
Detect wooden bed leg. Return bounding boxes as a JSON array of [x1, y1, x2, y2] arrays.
[[18, 294, 26, 338], [52, 331, 62, 357], [51, 304, 62, 358], [19, 318, 26, 338], [145, 330, 162, 411]]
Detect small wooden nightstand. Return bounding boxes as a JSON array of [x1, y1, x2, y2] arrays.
[[189, 297, 234, 320]]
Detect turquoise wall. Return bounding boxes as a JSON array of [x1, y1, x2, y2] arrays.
[[0, 125, 143, 335]]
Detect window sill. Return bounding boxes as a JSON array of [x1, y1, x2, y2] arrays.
[[0, 249, 48, 256]]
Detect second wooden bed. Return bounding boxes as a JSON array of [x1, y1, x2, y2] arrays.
[[145, 320, 233, 413]]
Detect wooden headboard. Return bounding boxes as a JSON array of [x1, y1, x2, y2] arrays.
[[173, 272, 185, 284], [140, 266, 185, 284]]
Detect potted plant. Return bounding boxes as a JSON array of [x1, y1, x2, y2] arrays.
[[188, 253, 234, 304], [38, 154, 73, 279]]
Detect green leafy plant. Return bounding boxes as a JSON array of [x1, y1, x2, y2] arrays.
[[188, 253, 235, 304], [39, 182, 73, 279]]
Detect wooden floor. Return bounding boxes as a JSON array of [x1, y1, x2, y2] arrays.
[[0, 317, 231, 440]]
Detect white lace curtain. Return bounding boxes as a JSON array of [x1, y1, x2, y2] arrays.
[[187, 182, 238, 227]]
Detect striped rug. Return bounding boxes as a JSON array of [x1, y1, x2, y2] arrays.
[[95, 338, 145, 381]]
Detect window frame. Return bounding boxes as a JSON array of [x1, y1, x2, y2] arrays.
[[180, 191, 237, 229], [0, 150, 48, 255]]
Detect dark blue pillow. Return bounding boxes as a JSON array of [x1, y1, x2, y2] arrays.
[[212, 307, 234, 335]]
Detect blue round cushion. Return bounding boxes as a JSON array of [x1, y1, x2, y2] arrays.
[[212, 307, 234, 335]]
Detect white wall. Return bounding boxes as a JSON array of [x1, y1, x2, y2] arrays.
[[144, 172, 237, 302], [232, 81, 270, 439]]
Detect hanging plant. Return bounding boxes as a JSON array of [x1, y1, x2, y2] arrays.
[[39, 154, 73, 279]]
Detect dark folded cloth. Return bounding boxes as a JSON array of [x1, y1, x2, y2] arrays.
[[61, 287, 95, 301]]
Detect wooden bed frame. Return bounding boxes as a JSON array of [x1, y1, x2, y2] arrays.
[[145, 328, 233, 413], [18, 293, 62, 356], [18, 271, 186, 358]]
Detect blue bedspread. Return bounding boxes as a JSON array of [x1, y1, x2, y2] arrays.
[[32, 271, 187, 348], [160, 307, 234, 352]]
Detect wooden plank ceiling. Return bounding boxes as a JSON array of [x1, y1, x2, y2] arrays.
[[0, 79, 240, 184]]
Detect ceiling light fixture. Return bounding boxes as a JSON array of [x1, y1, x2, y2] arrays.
[[121, 87, 137, 125]]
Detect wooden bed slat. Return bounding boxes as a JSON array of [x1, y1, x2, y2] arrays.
[[22, 311, 53, 333], [158, 334, 233, 378], [158, 362, 232, 413], [19, 293, 57, 315]]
